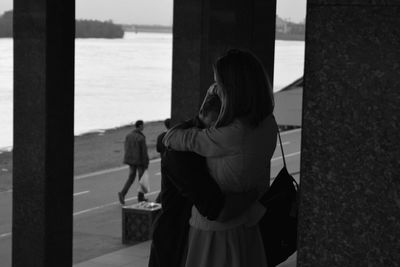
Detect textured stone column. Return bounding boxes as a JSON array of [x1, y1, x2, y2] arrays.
[[299, 1, 400, 266], [171, 0, 276, 124], [13, 0, 75, 266]]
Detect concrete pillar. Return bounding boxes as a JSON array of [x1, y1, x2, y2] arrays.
[[171, 0, 276, 124], [13, 0, 75, 266], [299, 1, 400, 266]]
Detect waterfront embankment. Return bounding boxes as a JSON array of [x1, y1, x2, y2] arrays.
[[0, 120, 166, 192]]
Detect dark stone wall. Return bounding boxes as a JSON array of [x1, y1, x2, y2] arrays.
[[171, 0, 276, 124], [299, 1, 400, 266], [13, 1, 75, 266]]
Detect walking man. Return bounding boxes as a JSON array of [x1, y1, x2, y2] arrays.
[[118, 120, 149, 204]]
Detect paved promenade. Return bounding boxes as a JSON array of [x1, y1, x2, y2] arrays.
[[73, 241, 151, 267], [73, 126, 301, 267], [74, 241, 297, 267]]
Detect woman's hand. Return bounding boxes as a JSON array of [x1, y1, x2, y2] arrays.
[[207, 83, 218, 95], [199, 83, 221, 116]]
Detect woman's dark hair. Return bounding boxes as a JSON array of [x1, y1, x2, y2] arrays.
[[213, 49, 274, 128]]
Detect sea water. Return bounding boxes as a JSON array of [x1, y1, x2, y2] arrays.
[[0, 32, 304, 149]]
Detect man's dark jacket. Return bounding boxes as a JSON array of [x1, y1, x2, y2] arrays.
[[123, 128, 149, 167], [156, 132, 167, 154], [149, 150, 224, 267]]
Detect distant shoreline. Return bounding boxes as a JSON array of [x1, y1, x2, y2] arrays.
[[0, 82, 297, 152], [124, 27, 305, 41], [0, 29, 305, 42], [275, 32, 304, 41], [0, 120, 164, 153], [0, 10, 125, 39]]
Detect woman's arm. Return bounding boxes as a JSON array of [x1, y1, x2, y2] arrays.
[[163, 148, 262, 221], [163, 121, 241, 157], [163, 83, 240, 157]]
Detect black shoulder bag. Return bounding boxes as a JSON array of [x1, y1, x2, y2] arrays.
[[259, 131, 299, 267]]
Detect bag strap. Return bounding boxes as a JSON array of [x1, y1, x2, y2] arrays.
[[277, 130, 287, 168], [278, 129, 300, 191]]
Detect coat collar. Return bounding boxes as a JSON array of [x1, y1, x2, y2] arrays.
[[133, 128, 144, 136]]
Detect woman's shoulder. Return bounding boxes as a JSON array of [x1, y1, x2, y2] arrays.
[[238, 114, 277, 131], [208, 119, 245, 139], [261, 114, 278, 128], [257, 115, 278, 137]]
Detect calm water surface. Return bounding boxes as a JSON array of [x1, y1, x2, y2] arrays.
[[0, 33, 304, 149]]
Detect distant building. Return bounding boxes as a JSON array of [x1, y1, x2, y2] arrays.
[[123, 24, 172, 34], [275, 16, 305, 41], [122, 24, 138, 33], [276, 16, 288, 33], [287, 22, 305, 35], [0, 10, 13, 37]]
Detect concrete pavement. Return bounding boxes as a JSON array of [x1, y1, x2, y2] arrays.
[[72, 128, 302, 267], [0, 128, 301, 266], [73, 241, 297, 267], [74, 175, 301, 267]]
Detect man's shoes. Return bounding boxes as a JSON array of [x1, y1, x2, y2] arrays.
[[138, 192, 148, 202], [118, 192, 125, 205]]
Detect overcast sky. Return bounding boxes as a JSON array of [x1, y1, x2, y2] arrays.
[[0, 0, 306, 25]]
